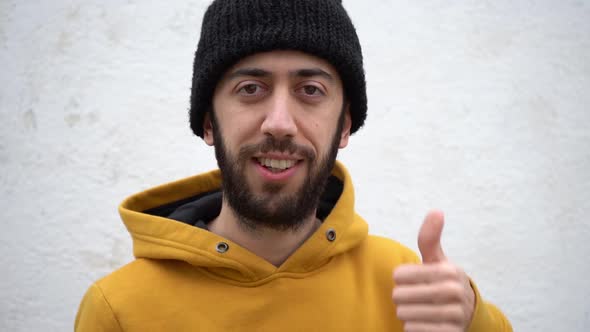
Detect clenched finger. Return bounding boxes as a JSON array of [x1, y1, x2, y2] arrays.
[[396, 304, 466, 323], [392, 281, 465, 304], [402, 321, 463, 332], [393, 263, 463, 285]]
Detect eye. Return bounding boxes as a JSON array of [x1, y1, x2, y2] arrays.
[[299, 85, 325, 97], [237, 83, 265, 96], [236, 81, 268, 97]]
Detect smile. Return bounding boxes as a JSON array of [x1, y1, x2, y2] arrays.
[[256, 157, 299, 173]]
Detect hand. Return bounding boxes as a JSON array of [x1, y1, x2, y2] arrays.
[[392, 210, 475, 332]]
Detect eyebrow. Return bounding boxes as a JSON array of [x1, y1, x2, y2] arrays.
[[226, 68, 271, 80], [291, 68, 334, 81], [225, 67, 334, 81]]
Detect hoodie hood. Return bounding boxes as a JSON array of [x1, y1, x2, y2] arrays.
[[119, 160, 368, 284]]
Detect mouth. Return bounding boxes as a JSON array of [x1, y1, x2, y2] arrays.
[[255, 157, 301, 173]]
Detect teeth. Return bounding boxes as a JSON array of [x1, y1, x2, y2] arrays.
[[271, 159, 280, 169], [257, 158, 296, 170]]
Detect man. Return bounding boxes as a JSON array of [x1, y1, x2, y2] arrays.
[[76, 0, 512, 331]]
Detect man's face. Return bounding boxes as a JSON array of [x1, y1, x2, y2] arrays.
[[204, 50, 352, 231]]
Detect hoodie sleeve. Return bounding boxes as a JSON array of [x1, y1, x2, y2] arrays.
[[466, 280, 513, 332], [75, 283, 123, 332]]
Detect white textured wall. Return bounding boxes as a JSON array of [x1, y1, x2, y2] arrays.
[[1, 1, 589, 331]]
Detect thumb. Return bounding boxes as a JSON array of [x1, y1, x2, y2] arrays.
[[417, 210, 447, 263]]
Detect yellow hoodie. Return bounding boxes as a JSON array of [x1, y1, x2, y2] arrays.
[[75, 161, 512, 331]]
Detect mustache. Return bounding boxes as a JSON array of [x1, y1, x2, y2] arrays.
[[238, 137, 315, 161]]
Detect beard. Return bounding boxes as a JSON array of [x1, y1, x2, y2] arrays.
[[212, 111, 345, 232]]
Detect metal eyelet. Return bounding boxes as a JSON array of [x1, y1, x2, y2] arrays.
[[326, 229, 336, 242], [216, 242, 229, 253]]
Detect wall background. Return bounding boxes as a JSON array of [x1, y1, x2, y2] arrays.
[[1, 1, 589, 331]]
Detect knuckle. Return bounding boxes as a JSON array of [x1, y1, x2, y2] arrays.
[[461, 305, 470, 321], [436, 263, 457, 280], [447, 305, 464, 322], [433, 282, 461, 302], [446, 281, 465, 300], [447, 264, 461, 279]]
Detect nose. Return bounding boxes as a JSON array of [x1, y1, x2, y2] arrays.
[[260, 91, 298, 139]]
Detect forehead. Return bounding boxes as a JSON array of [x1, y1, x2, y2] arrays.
[[224, 50, 340, 78]]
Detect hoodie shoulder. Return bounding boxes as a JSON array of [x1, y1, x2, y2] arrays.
[[75, 282, 124, 332], [365, 235, 421, 265], [94, 258, 190, 295], [77, 259, 199, 330]]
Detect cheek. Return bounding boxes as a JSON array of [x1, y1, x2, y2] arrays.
[[223, 116, 262, 147], [214, 105, 254, 140], [300, 120, 331, 150]]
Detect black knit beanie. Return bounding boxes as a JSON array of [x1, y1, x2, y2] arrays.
[[189, 0, 367, 138]]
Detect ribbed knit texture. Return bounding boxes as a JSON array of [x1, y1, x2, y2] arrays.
[[189, 0, 367, 138]]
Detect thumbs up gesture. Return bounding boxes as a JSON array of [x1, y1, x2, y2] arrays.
[[392, 211, 475, 331]]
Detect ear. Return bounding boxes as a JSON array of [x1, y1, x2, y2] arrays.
[[203, 112, 215, 146], [338, 105, 352, 149]]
